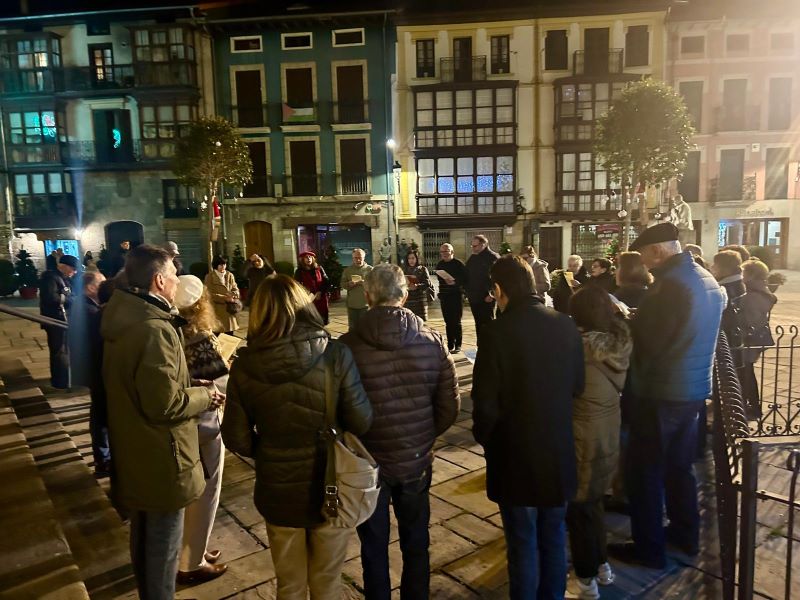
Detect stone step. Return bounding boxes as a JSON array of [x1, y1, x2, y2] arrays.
[[0, 358, 135, 599], [0, 364, 89, 600]]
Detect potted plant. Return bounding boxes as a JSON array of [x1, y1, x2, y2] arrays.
[[767, 271, 787, 293], [499, 241, 513, 255], [15, 247, 39, 299], [0, 259, 18, 297], [322, 245, 344, 302]]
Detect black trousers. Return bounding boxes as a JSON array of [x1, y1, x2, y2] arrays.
[[738, 363, 761, 418], [469, 300, 495, 342], [45, 326, 70, 389], [439, 295, 463, 350], [566, 499, 607, 579]]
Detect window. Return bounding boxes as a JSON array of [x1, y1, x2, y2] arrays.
[[680, 36, 704, 55], [722, 79, 747, 130], [288, 140, 318, 195], [679, 81, 703, 129], [233, 69, 265, 127], [768, 78, 792, 130], [678, 151, 701, 202], [281, 33, 312, 50], [140, 103, 195, 158], [490, 35, 510, 74], [765, 148, 789, 199], [416, 155, 515, 215], [12, 171, 72, 220], [555, 82, 624, 141], [0, 36, 61, 92], [770, 32, 794, 52], [283, 66, 315, 122], [726, 34, 749, 53], [544, 30, 568, 70], [243, 142, 269, 197], [8, 110, 59, 144], [557, 152, 618, 212], [133, 27, 195, 62], [338, 138, 369, 194], [414, 86, 516, 149], [416, 39, 435, 78], [625, 25, 649, 67], [572, 223, 640, 259], [718, 149, 745, 200], [89, 44, 114, 83], [162, 180, 197, 218], [231, 36, 262, 53], [86, 21, 110, 36], [333, 29, 364, 47]]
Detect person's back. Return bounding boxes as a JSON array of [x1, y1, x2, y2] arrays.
[[631, 251, 724, 404], [341, 306, 459, 479]]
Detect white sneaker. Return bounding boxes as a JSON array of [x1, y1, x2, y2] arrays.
[[597, 562, 615, 586], [565, 573, 600, 600]]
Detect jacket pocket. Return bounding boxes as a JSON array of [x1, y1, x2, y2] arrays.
[[170, 423, 200, 473]]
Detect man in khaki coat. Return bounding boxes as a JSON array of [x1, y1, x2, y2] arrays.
[[102, 244, 223, 600], [341, 248, 373, 331]]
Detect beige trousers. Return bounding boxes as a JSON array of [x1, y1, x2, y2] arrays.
[[265, 520, 353, 600], [178, 432, 224, 571]]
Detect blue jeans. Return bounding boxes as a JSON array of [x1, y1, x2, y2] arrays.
[[130, 509, 184, 600], [626, 401, 702, 562], [358, 468, 432, 600], [499, 504, 568, 600]]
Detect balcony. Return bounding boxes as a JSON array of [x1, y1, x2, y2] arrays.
[[572, 49, 624, 76], [13, 193, 77, 229], [337, 173, 370, 195], [7, 144, 61, 164], [713, 105, 760, 132], [280, 102, 319, 125], [0, 61, 197, 95], [163, 203, 198, 219], [286, 174, 320, 196], [59, 140, 173, 167], [417, 196, 516, 216], [242, 175, 274, 198], [330, 101, 369, 124], [708, 175, 757, 205], [440, 56, 487, 83]]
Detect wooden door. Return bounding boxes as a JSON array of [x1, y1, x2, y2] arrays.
[[244, 220, 274, 264], [234, 70, 264, 127], [336, 65, 364, 122], [339, 138, 367, 194], [289, 140, 317, 195], [538, 227, 563, 270], [453, 37, 472, 82], [584, 28, 610, 74]]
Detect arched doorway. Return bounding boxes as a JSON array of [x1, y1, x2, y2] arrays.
[[105, 220, 144, 252], [244, 221, 274, 264]]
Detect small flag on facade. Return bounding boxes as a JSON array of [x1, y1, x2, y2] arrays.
[[282, 103, 315, 122]]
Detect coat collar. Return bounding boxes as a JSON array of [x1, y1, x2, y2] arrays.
[[500, 294, 544, 316]]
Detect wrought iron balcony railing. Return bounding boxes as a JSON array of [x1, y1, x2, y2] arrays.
[[330, 101, 369, 124], [708, 175, 757, 204], [337, 173, 371, 195]]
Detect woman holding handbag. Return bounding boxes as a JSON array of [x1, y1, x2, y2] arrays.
[[174, 275, 230, 584], [402, 249, 433, 321], [204, 255, 241, 335], [221, 275, 373, 600]]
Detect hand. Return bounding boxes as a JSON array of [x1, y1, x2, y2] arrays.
[[570, 280, 581, 289], [314, 292, 321, 300], [484, 295, 494, 303], [208, 389, 226, 409], [192, 378, 213, 387]]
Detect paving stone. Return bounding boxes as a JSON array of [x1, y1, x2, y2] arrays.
[[431, 456, 469, 485], [175, 549, 274, 599], [442, 537, 507, 593], [220, 479, 262, 528], [444, 513, 503, 546], [222, 454, 256, 486], [391, 573, 479, 599], [436, 445, 485, 471], [430, 495, 463, 525], [207, 512, 266, 563], [430, 469, 498, 518]]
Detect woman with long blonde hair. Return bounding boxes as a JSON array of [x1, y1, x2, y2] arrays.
[[222, 275, 372, 599]]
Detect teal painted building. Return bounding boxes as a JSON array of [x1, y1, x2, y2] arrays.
[[207, 5, 397, 267]]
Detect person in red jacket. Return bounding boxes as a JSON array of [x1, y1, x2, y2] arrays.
[[341, 264, 460, 600], [294, 251, 330, 324]]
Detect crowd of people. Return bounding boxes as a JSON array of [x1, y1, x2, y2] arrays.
[[32, 222, 781, 600]]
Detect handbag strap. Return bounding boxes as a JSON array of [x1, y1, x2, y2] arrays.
[[322, 353, 340, 518]]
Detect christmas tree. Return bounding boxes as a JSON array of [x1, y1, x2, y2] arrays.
[[605, 235, 621, 262]]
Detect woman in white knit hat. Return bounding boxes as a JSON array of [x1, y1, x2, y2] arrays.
[[173, 275, 230, 584]]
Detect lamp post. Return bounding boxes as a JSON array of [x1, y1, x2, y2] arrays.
[[386, 139, 398, 263]]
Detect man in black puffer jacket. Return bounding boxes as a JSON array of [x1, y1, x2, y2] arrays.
[[341, 264, 460, 600]]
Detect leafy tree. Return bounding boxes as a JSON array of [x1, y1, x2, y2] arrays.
[[173, 117, 253, 264], [595, 79, 695, 249]]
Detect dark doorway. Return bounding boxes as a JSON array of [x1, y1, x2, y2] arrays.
[[453, 37, 473, 82], [234, 70, 264, 127], [538, 227, 563, 270], [719, 149, 745, 200], [105, 221, 144, 252], [244, 142, 269, 197], [584, 28, 610, 75], [93, 109, 133, 163], [289, 140, 318, 195], [335, 65, 365, 123], [285, 68, 313, 107], [678, 151, 701, 202]]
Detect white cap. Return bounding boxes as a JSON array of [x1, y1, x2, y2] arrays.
[[164, 241, 180, 255], [174, 275, 203, 309]]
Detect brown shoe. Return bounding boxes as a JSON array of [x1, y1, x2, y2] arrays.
[[176, 563, 228, 585], [204, 549, 221, 564]]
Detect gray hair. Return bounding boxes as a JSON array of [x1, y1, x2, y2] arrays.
[[364, 264, 407, 306], [352, 248, 366, 257], [568, 254, 583, 266]]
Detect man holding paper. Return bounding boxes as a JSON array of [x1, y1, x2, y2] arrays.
[[342, 248, 373, 331], [435, 243, 467, 353]]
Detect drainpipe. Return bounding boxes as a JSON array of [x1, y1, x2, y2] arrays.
[[533, 19, 541, 215], [0, 106, 14, 258], [382, 12, 397, 262]]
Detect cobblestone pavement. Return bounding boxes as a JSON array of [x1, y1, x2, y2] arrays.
[[1, 272, 799, 599]]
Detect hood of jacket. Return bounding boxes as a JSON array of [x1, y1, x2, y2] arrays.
[[237, 320, 329, 384], [745, 278, 778, 303], [581, 319, 632, 373], [352, 305, 423, 351], [101, 289, 174, 342]]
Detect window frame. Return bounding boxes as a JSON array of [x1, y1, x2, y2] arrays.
[[281, 32, 313, 51], [131, 26, 195, 63], [770, 32, 794, 53], [12, 170, 72, 218], [556, 151, 619, 213], [415, 39, 436, 78], [490, 35, 510, 74], [162, 179, 198, 218], [544, 29, 569, 71], [624, 25, 649, 67], [138, 102, 196, 159], [332, 28, 365, 48], [680, 35, 705, 56], [726, 34, 750, 54], [230, 36, 263, 54]]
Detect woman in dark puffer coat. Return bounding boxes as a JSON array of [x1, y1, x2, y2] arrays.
[[566, 286, 632, 599], [222, 275, 372, 600]]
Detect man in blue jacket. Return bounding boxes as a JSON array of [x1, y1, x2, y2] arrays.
[[610, 223, 725, 569]]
